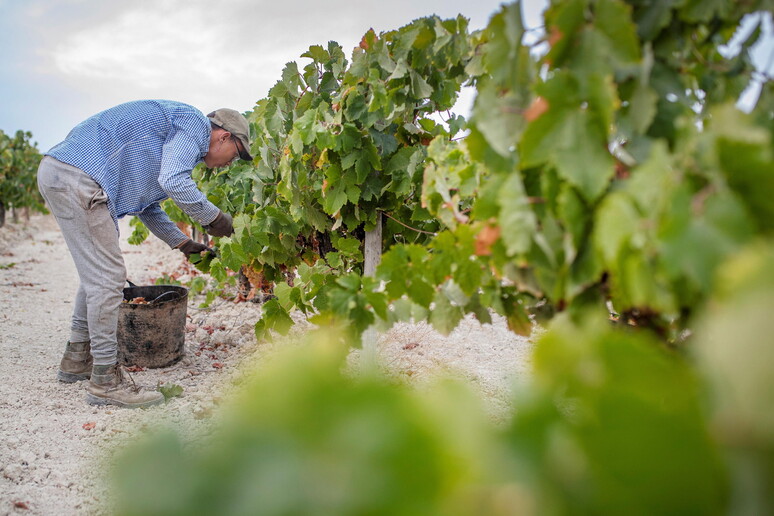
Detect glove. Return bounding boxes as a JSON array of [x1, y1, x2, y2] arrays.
[[203, 210, 233, 237], [177, 239, 209, 257]]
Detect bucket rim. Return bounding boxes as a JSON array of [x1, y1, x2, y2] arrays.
[[121, 284, 189, 306]]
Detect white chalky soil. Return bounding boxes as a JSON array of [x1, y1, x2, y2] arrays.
[[0, 214, 533, 515]]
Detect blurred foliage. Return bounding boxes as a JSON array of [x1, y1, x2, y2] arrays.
[[506, 313, 726, 515], [0, 129, 46, 225], [112, 334, 504, 516], [112, 261, 773, 514], [127, 216, 150, 245], [693, 242, 774, 515]]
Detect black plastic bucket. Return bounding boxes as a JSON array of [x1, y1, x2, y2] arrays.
[[117, 284, 189, 368]]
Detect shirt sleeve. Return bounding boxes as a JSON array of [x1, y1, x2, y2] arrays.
[[136, 203, 189, 248], [157, 129, 220, 226]]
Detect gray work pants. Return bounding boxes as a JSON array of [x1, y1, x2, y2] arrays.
[[37, 156, 125, 365]]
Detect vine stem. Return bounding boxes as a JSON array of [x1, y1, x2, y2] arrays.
[[378, 210, 437, 235], [294, 84, 311, 109]]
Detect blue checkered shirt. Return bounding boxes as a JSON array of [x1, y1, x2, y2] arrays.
[[46, 99, 220, 248]]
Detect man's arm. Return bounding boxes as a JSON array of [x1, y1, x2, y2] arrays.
[[157, 130, 220, 227], [136, 203, 189, 249]]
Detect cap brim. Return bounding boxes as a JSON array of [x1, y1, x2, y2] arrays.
[[237, 138, 253, 161]]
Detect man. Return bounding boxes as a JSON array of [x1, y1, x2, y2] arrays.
[[37, 99, 252, 409]]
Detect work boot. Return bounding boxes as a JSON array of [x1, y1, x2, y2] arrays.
[[58, 341, 93, 383], [85, 364, 164, 409]]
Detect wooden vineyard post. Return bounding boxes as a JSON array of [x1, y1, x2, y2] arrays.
[[361, 212, 382, 371]]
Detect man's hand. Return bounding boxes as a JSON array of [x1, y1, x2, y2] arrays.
[[177, 239, 209, 257], [203, 211, 233, 237]]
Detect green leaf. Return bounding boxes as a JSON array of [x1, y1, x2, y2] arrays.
[[258, 299, 294, 336], [471, 174, 506, 220], [384, 146, 417, 195], [355, 155, 370, 183], [624, 141, 674, 214], [557, 184, 588, 252], [631, 0, 678, 41], [524, 313, 725, 514], [694, 244, 774, 455], [274, 282, 294, 311], [128, 218, 150, 245], [157, 383, 183, 401], [376, 48, 396, 74], [301, 44, 329, 62], [551, 110, 615, 201], [188, 249, 216, 273], [484, 2, 525, 78], [627, 81, 658, 134], [388, 59, 408, 80], [407, 278, 435, 308], [344, 92, 368, 121], [660, 189, 754, 295], [322, 164, 348, 215], [281, 62, 303, 96], [364, 289, 389, 320], [341, 150, 359, 170], [498, 174, 536, 255], [454, 257, 483, 297], [712, 104, 774, 232], [331, 236, 360, 256], [543, 0, 586, 67], [594, 0, 641, 66], [409, 69, 433, 98], [370, 129, 399, 155], [679, 0, 732, 23], [335, 272, 361, 291], [447, 114, 466, 138], [429, 290, 463, 335], [471, 77, 528, 157], [594, 192, 641, 264], [520, 72, 616, 202], [504, 299, 532, 336], [471, 0, 533, 155]]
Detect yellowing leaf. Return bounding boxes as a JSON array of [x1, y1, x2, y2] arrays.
[[524, 96, 549, 122], [474, 223, 501, 256]]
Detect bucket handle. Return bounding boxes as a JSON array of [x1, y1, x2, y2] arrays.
[[150, 291, 181, 304], [125, 279, 180, 304]]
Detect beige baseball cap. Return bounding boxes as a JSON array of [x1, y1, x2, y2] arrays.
[[207, 108, 253, 161]]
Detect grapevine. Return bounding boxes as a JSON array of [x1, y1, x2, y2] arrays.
[[136, 0, 774, 347], [0, 129, 46, 227]]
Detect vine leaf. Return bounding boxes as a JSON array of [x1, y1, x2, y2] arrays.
[[429, 290, 463, 335], [498, 174, 536, 255]]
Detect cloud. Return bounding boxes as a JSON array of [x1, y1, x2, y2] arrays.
[[52, 1, 228, 87], [48, 0, 517, 95], [46, 0, 375, 110]]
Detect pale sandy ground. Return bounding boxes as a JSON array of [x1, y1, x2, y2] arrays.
[[0, 214, 533, 516]]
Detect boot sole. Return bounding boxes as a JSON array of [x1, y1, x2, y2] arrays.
[[85, 392, 165, 409], [58, 370, 91, 383]]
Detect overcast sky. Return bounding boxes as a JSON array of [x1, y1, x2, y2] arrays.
[[0, 1, 771, 152], [0, 0, 546, 151]]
